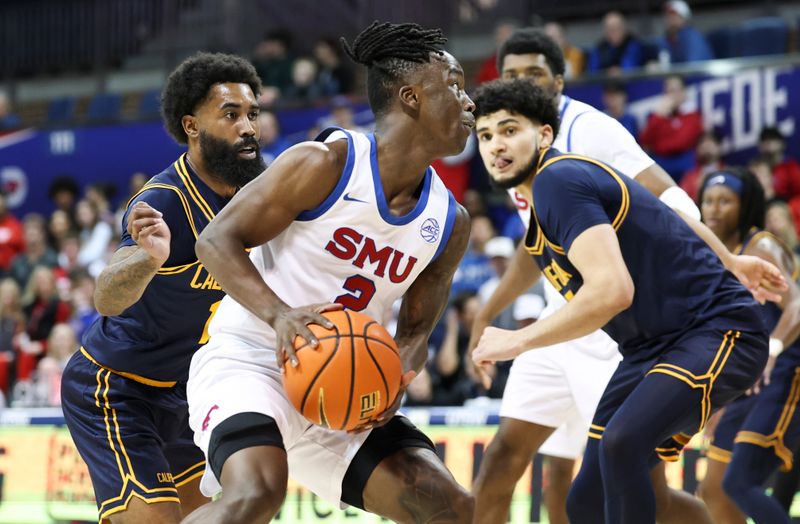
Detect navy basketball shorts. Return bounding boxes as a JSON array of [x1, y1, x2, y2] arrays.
[[707, 393, 757, 463], [61, 349, 205, 521], [732, 346, 800, 472], [588, 327, 767, 461]]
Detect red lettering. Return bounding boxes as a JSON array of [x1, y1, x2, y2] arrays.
[[324, 227, 362, 260], [513, 191, 529, 210], [352, 237, 392, 277], [388, 251, 417, 283]]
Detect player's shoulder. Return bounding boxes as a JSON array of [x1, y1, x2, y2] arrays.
[[272, 130, 350, 180]]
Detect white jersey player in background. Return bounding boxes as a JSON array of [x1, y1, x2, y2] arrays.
[[183, 22, 476, 524], [469, 28, 713, 524]]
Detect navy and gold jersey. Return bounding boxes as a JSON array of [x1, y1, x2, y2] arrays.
[[81, 154, 230, 385], [525, 148, 761, 358]]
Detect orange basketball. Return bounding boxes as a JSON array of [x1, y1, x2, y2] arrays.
[[281, 310, 403, 431]]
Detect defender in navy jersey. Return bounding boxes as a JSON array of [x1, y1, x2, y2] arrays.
[[471, 80, 785, 524], [60, 53, 265, 523], [696, 169, 800, 524]]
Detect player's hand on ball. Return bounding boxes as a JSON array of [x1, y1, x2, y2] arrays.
[[729, 254, 787, 304], [128, 202, 170, 263], [274, 302, 344, 368]]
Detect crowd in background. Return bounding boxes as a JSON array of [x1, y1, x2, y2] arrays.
[[0, 0, 798, 410]]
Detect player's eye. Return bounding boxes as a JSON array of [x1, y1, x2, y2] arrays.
[[225, 112, 236, 119], [478, 133, 491, 141], [248, 111, 259, 120], [505, 127, 516, 135]]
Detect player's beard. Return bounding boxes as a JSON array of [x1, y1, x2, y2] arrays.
[[199, 131, 266, 188], [490, 148, 540, 190]]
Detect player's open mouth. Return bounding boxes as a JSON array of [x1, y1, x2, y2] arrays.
[[494, 157, 512, 171], [462, 116, 475, 130], [238, 146, 257, 159]]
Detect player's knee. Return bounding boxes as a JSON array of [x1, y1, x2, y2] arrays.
[[599, 424, 639, 465], [721, 467, 750, 501], [566, 476, 596, 523], [220, 479, 286, 523]]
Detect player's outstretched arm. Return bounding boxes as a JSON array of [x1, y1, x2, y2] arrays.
[[472, 224, 633, 365], [195, 141, 345, 362], [747, 237, 800, 389], [467, 240, 541, 388], [94, 201, 170, 316]]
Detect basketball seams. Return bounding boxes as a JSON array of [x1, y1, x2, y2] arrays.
[[298, 327, 341, 419], [341, 310, 356, 431], [362, 321, 391, 410]]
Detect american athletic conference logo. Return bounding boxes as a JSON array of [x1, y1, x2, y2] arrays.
[[420, 218, 440, 243]]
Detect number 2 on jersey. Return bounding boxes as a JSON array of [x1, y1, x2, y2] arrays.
[[335, 275, 376, 311], [198, 300, 221, 344]]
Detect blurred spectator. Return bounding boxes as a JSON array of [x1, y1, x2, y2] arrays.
[[451, 215, 496, 295], [428, 293, 481, 405], [251, 31, 294, 94], [47, 209, 76, 251], [544, 22, 585, 79], [114, 172, 149, 234], [750, 155, 775, 201], [85, 183, 116, 225], [313, 38, 355, 96], [405, 366, 435, 406], [476, 20, 519, 85], [462, 189, 488, 218], [431, 134, 476, 203], [478, 236, 517, 330], [513, 293, 547, 327], [18, 266, 70, 382], [57, 233, 82, 275], [284, 57, 323, 104], [326, 96, 369, 134], [602, 81, 638, 137], [680, 130, 724, 201], [47, 176, 79, 216], [767, 200, 800, 256], [0, 91, 21, 130], [587, 11, 646, 73], [258, 110, 292, 165], [0, 192, 24, 274], [34, 323, 79, 406], [657, 0, 713, 65], [75, 199, 113, 270], [9, 214, 58, 289], [640, 75, 703, 181], [759, 127, 800, 201], [0, 278, 24, 391], [69, 271, 99, 341]]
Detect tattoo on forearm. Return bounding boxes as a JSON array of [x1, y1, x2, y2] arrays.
[[96, 250, 160, 313]]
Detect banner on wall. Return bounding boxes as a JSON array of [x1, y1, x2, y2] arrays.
[[0, 415, 709, 524], [0, 62, 797, 216]]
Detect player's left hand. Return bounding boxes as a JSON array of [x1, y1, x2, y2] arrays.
[[728, 254, 787, 304], [471, 327, 522, 382], [348, 369, 416, 434]]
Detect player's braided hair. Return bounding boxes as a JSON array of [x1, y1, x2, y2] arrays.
[[340, 21, 447, 118], [699, 167, 765, 242]]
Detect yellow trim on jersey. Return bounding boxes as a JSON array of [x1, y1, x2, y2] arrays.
[[646, 330, 739, 431], [524, 225, 546, 256], [706, 445, 733, 463], [175, 154, 216, 222], [81, 347, 178, 388], [128, 182, 199, 240], [173, 461, 206, 488], [588, 431, 603, 440], [537, 153, 631, 231], [732, 367, 800, 472], [100, 493, 182, 521], [590, 424, 605, 432], [157, 259, 201, 275]]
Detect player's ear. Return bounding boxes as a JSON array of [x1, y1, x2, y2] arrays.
[[539, 124, 554, 148], [182, 115, 199, 140], [554, 74, 565, 95], [398, 85, 420, 113]]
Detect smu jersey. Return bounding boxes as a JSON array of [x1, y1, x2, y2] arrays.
[[525, 148, 760, 357], [512, 95, 655, 317], [82, 154, 230, 385], [208, 128, 457, 349]]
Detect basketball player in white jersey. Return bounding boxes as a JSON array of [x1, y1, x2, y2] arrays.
[[182, 22, 475, 523], [469, 28, 713, 524]]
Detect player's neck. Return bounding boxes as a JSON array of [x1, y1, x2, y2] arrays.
[[371, 125, 437, 199], [184, 151, 238, 198]]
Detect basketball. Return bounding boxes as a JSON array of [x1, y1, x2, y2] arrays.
[[282, 309, 403, 431]]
